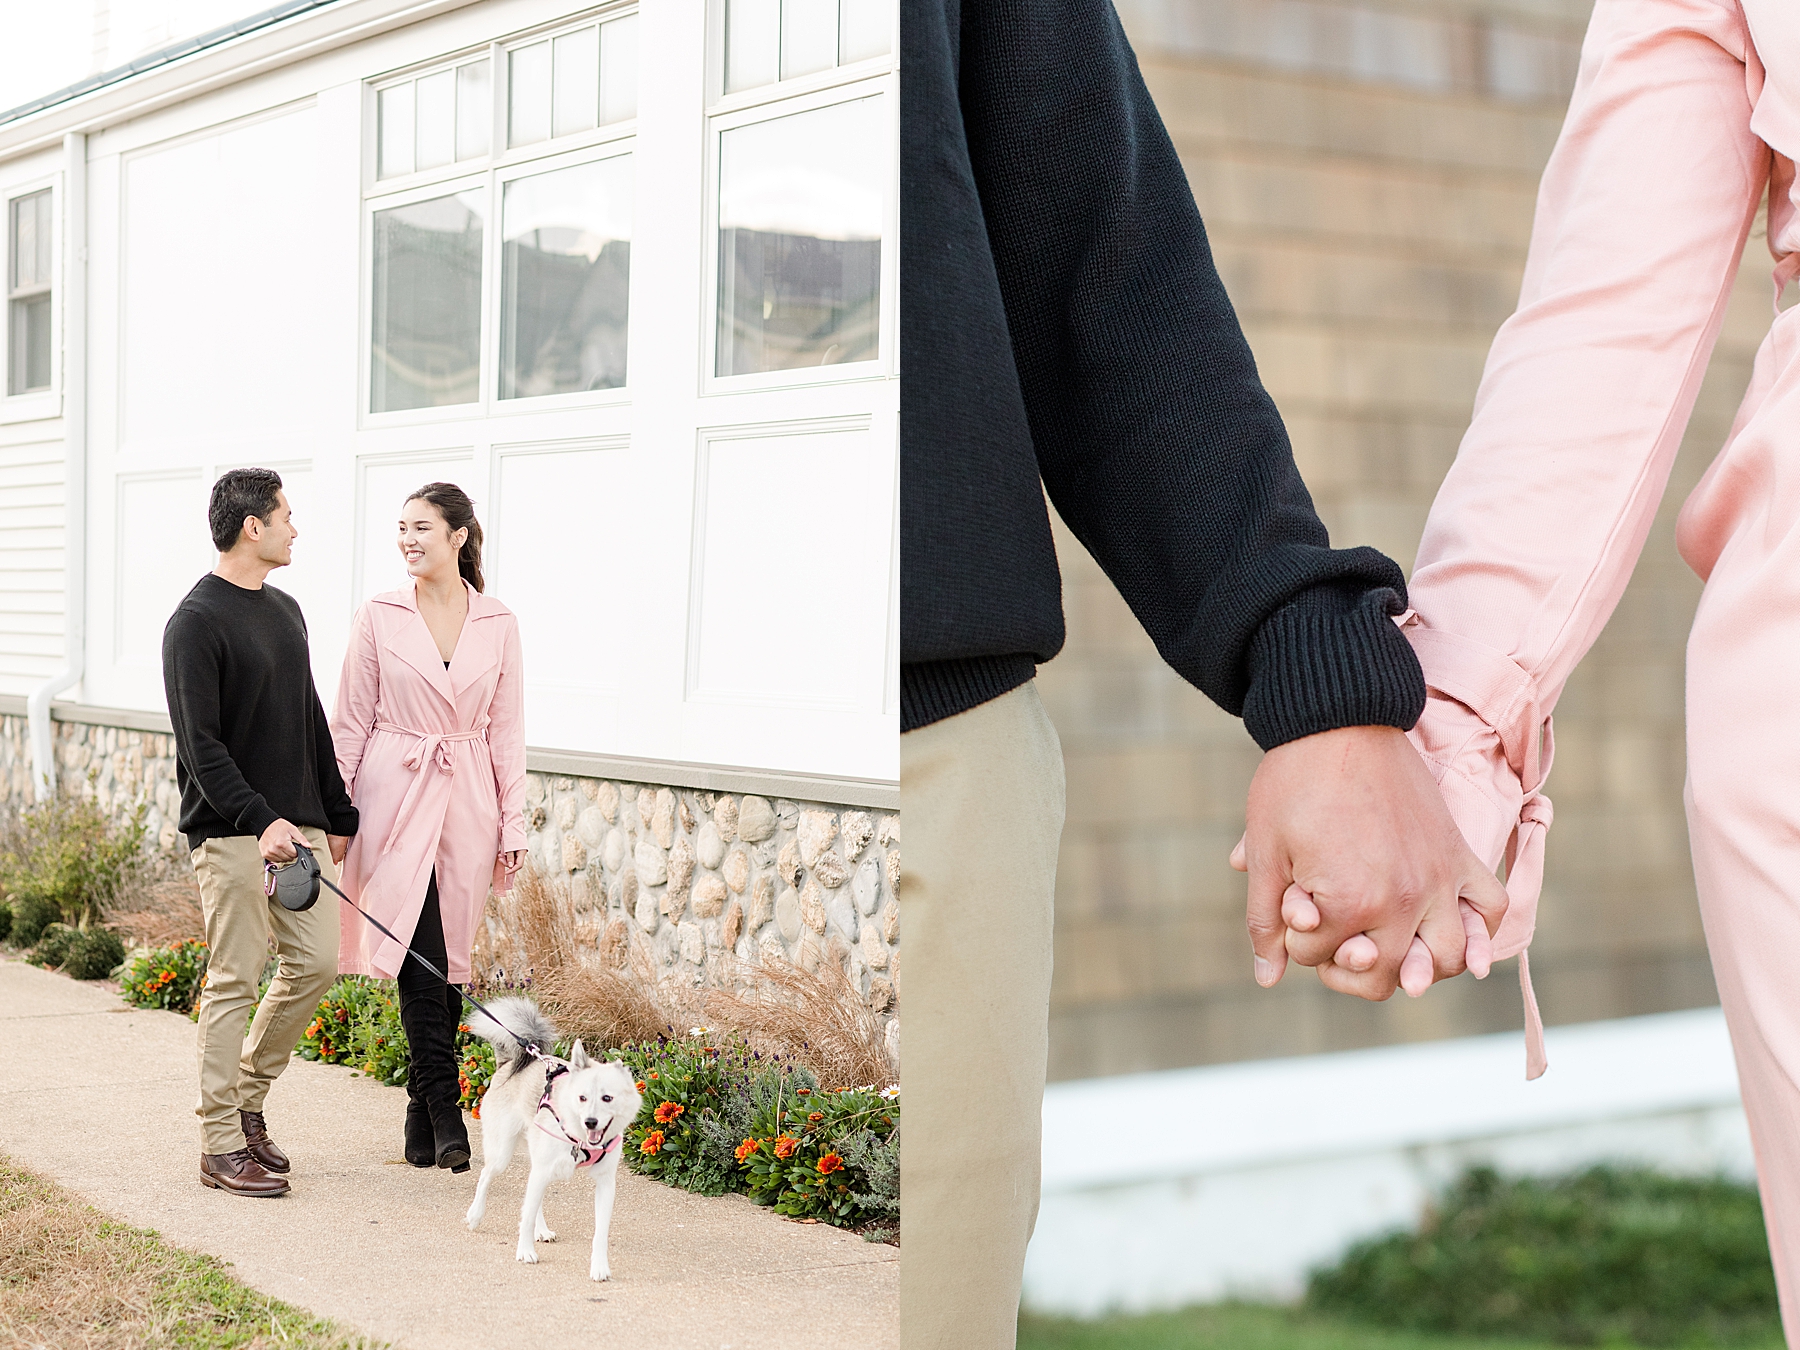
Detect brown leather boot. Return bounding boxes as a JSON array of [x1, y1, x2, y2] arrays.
[[239, 1110, 290, 1173], [199, 1148, 290, 1197]]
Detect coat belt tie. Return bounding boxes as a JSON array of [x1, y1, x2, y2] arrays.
[[374, 722, 488, 856]]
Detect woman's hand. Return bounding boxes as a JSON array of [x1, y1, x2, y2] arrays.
[[328, 834, 350, 866], [500, 849, 525, 875]]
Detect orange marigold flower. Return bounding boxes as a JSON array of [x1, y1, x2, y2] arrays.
[[640, 1130, 665, 1156], [635, 1081, 647, 1092], [773, 1135, 799, 1160], [653, 1101, 684, 1124], [734, 1138, 760, 1162], [807, 1112, 823, 1123], [796, 1087, 811, 1096], [817, 1153, 844, 1175], [649, 1071, 659, 1080]]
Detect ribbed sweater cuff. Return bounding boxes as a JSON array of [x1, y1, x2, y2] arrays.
[[1241, 585, 1425, 751], [901, 655, 1037, 732]]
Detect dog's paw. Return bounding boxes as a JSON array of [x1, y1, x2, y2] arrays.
[[589, 1264, 611, 1282], [536, 1226, 557, 1242], [515, 1246, 540, 1264], [465, 1205, 484, 1230]]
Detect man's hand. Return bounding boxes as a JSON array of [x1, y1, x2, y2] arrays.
[[258, 818, 312, 865], [1230, 725, 1508, 1001], [328, 834, 351, 867]]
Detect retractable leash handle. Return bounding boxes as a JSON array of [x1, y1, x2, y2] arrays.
[[267, 843, 539, 1056]]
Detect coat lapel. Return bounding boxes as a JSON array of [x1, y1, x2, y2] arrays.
[[449, 584, 503, 697], [374, 588, 457, 709]]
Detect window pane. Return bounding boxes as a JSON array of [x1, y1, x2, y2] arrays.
[[600, 15, 638, 123], [8, 294, 50, 394], [416, 69, 456, 171], [716, 97, 882, 376], [725, 0, 779, 93], [456, 60, 491, 160], [781, 0, 839, 79], [552, 27, 599, 138], [838, 0, 889, 63], [378, 83, 414, 179], [509, 42, 551, 147], [500, 156, 632, 399], [370, 190, 484, 412]]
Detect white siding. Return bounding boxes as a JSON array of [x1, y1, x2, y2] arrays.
[[0, 432, 64, 694]]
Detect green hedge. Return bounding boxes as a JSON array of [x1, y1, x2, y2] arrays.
[[1307, 1166, 1779, 1346]]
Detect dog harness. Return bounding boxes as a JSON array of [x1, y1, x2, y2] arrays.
[[534, 1061, 619, 1169]]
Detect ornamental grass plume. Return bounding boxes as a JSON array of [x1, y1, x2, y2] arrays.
[[474, 865, 681, 1048], [700, 955, 893, 1090]]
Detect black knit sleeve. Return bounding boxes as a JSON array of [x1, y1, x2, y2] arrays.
[[957, 0, 1424, 747], [162, 606, 279, 840]]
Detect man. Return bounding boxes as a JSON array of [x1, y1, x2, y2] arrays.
[[162, 468, 357, 1198], [900, 0, 1510, 1343]]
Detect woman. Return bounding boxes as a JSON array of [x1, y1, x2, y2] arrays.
[[1382, 0, 1800, 1329], [331, 483, 526, 1171]]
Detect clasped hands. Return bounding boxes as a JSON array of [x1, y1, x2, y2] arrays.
[[1232, 725, 1508, 1000]]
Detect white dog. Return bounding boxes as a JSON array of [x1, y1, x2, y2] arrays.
[[463, 997, 643, 1279]]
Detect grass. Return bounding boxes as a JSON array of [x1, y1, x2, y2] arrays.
[[0, 1151, 382, 1349], [1017, 1303, 1789, 1350]]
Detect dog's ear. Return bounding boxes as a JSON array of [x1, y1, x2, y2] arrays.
[[569, 1038, 590, 1069]]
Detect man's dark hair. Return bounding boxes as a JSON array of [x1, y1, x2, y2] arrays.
[[208, 469, 284, 552]]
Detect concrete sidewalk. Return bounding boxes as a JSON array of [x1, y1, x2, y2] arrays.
[[0, 960, 898, 1349]]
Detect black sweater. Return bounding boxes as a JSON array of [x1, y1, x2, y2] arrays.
[[162, 574, 358, 851], [900, 0, 1427, 747]]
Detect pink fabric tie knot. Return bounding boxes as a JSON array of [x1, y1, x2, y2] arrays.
[[1404, 623, 1556, 1079], [374, 722, 488, 856]]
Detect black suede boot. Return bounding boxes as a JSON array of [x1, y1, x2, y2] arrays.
[[397, 871, 470, 1172], [398, 991, 441, 1167], [430, 980, 472, 1172]]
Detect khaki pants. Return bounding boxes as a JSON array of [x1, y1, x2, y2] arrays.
[[901, 682, 1066, 1350], [191, 828, 340, 1155]]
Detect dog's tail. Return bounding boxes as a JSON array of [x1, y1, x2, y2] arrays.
[[469, 996, 558, 1075]]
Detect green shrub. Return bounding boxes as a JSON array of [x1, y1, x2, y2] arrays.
[[62, 927, 126, 980], [616, 1033, 756, 1196], [9, 892, 59, 948], [0, 789, 146, 930], [1307, 1165, 1780, 1346], [119, 939, 210, 1014], [611, 1031, 900, 1231], [30, 923, 78, 970], [299, 977, 409, 1086], [0, 897, 12, 942], [457, 1031, 495, 1114]]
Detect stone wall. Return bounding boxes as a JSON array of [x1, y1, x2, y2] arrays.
[[1039, 0, 1761, 1081], [518, 775, 901, 1068], [0, 712, 900, 1066]]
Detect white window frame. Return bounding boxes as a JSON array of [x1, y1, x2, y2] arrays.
[[2, 175, 62, 424], [360, 5, 641, 429], [699, 0, 898, 397]]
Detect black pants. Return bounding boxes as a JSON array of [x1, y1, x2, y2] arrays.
[[397, 871, 463, 1126]]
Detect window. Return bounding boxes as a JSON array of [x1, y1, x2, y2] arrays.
[[378, 58, 490, 179], [370, 190, 485, 413], [7, 190, 51, 396], [500, 154, 632, 398], [508, 14, 638, 148], [709, 0, 893, 384], [367, 12, 639, 415], [724, 0, 888, 93], [716, 98, 880, 375]]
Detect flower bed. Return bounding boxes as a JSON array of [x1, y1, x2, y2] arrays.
[[111, 948, 901, 1241]]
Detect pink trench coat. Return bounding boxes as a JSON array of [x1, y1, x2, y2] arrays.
[[329, 584, 527, 981], [1405, 7, 1800, 1311]]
